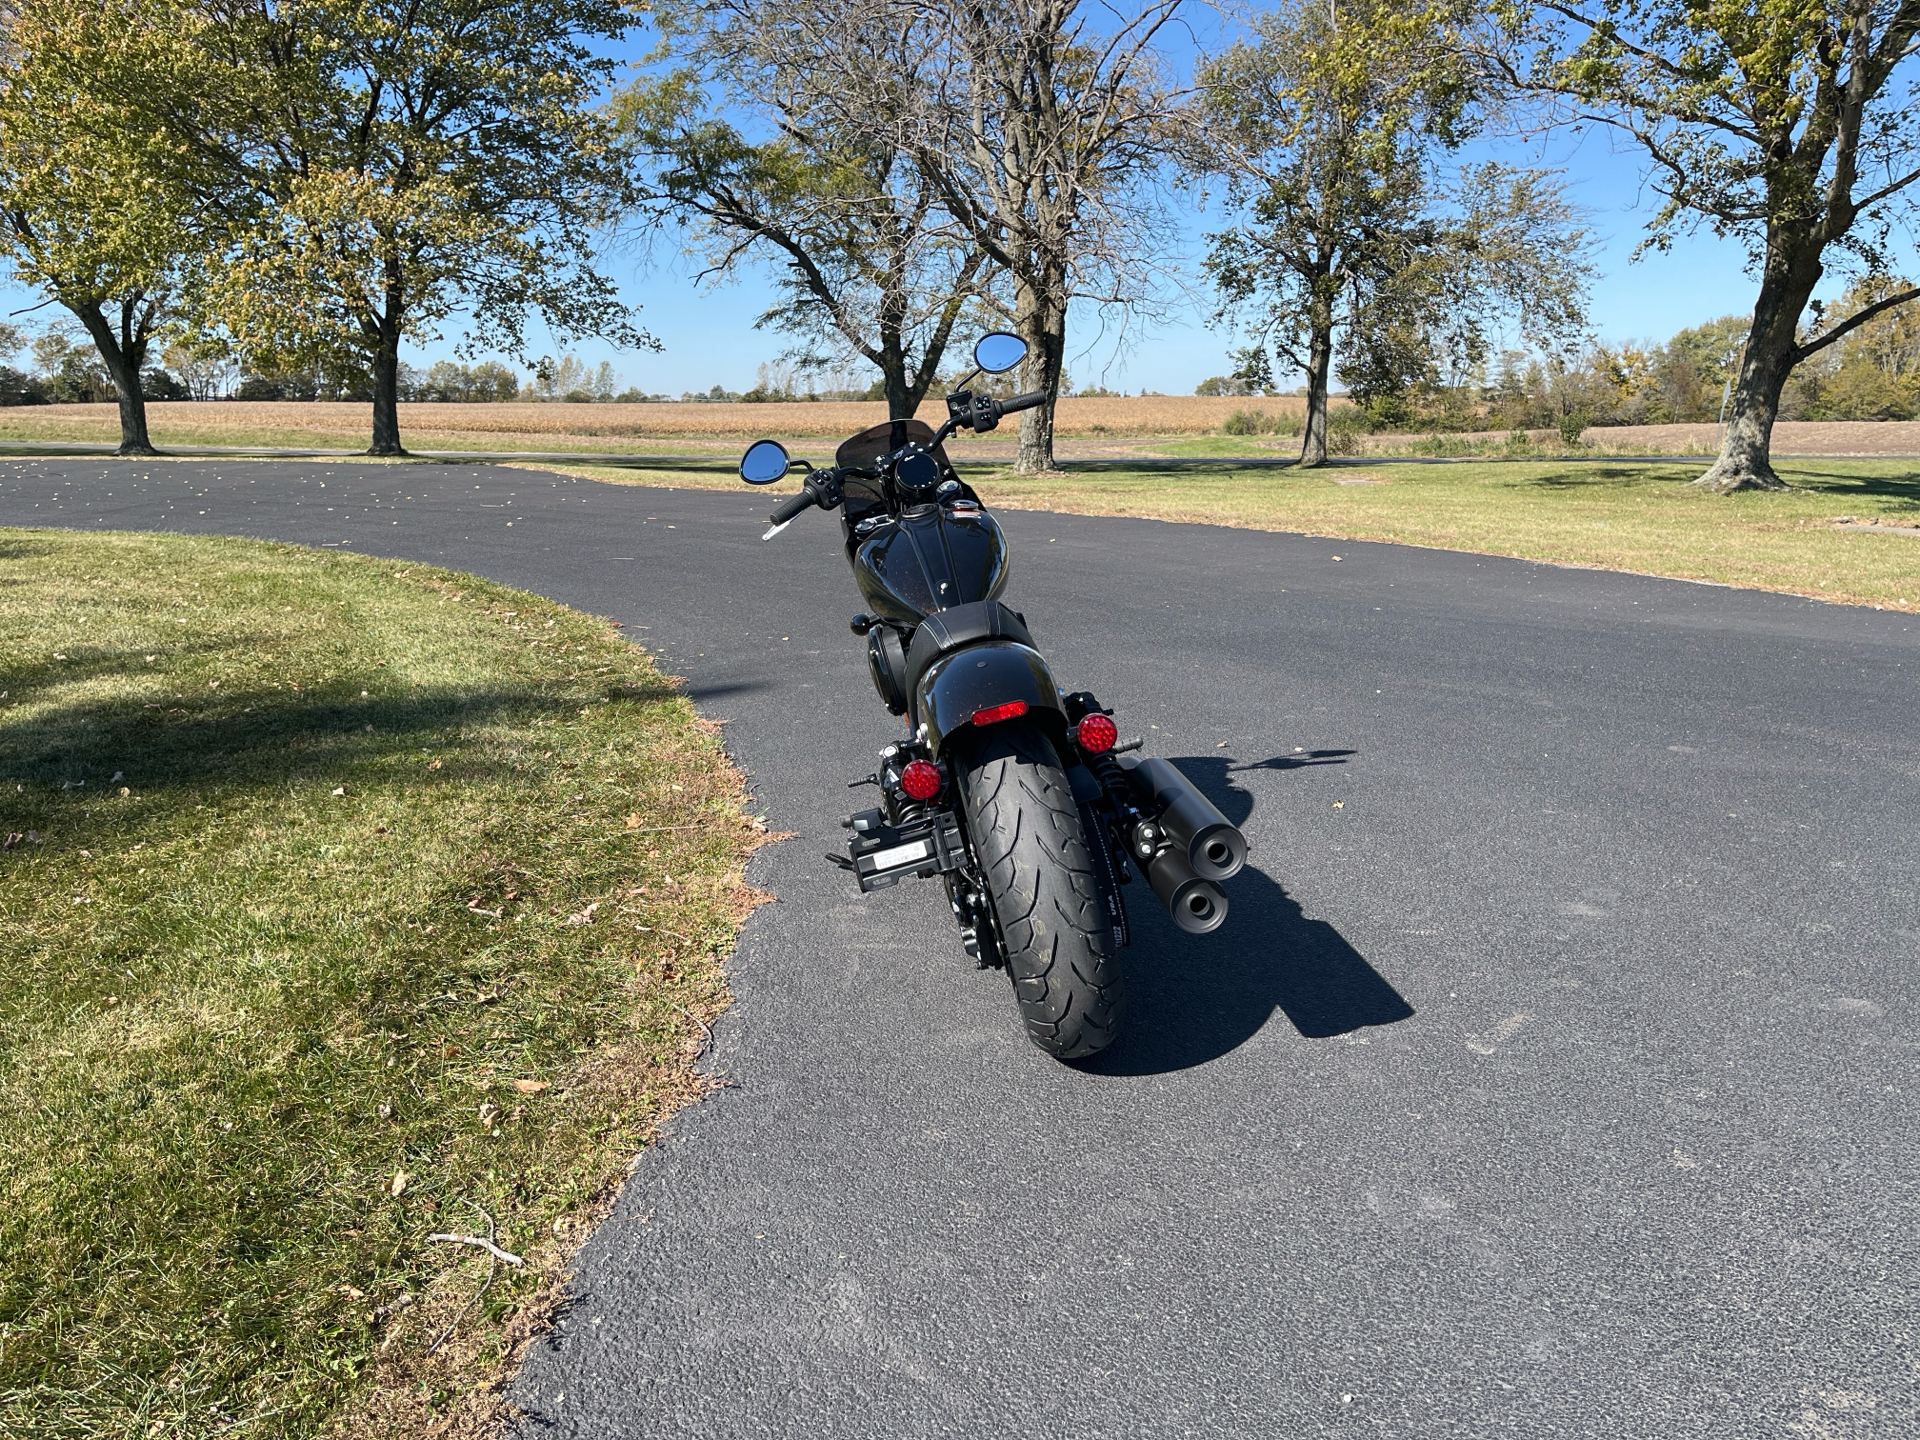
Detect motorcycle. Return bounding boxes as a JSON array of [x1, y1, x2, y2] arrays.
[[738, 333, 1246, 1061]]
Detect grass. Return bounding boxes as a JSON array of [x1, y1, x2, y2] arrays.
[[524, 456, 1920, 610], [0, 530, 765, 1438]]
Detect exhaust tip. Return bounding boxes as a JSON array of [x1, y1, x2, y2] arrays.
[[1170, 879, 1228, 935], [1188, 824, 1246, 882]]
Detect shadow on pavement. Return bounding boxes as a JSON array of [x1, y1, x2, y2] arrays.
[[1083, 751, 1414, 1077]]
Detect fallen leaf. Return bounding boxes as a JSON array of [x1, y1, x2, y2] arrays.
[[477, 1102, 500, 1127], [1332, 801, 1345, 809], [332, 786, 346, 796], [119, 787, 130, 796], [340, 1284, 366, 1300], [389, 1170, 409, 1197], [1331, 555, 1342, 561], [427, 759, 442, 770], [1216, 740, 1229, 748], [626, 813, 641, 829], [513, 1078, 548, 1095], [565, 902, 600, 925]]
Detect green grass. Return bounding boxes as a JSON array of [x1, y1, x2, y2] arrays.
[[525, 456, 1920, 610], [0, 531, 762, 1437]]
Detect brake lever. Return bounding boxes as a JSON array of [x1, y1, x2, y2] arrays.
[[761, 520, 793, 542]]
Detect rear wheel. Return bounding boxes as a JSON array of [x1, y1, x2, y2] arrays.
[[955, 720, 1125, 1060]]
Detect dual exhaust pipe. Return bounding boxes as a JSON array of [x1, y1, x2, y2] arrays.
[[1120, 755, 1246, 935]]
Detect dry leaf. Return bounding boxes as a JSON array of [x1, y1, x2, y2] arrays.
[[565, 902, 600, 925], [332, 786, 346, 796], [626, 813, 641, 829], [389, 1170, 409, 1197], [427, 759, 442, 770], [513, 1079, 548, 1095], [1332, 801, 1345, 809]]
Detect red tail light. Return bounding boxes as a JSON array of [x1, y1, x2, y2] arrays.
[[899, 759, 942, 800], [970, 699, 1028, 727], [1073, 713, 1118, 753]]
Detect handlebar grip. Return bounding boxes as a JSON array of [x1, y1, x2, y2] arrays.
[[996, 390, 1048, 417], [769, 484, 818, 526]]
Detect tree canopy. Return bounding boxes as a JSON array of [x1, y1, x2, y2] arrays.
[[193, 0, 651, 452], [1201, 0, 1590, 464], [1491, 0, 1920, 489]]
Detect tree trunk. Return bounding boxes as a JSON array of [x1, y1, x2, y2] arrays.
[[879, 327, 915, 420], [1298, 301, 1334, 469], [368, 255, 406, 455], [369, 341, 404, 454], [1013, 274, 1066, 474], [1696, 233, 1822, 494], [71, 298, 157, 456]]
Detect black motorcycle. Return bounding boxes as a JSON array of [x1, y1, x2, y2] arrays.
[[739, 333, 1246, 1060]]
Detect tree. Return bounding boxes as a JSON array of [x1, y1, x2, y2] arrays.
[[1200, 0, 1591, 465], [915, 0, 1187, 472], [0, 0, 219, 453], [199, 0, 652, 454], [618, 0, 990, 419], [1493, 1, 1920, 492]]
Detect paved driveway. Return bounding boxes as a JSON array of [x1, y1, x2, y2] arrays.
[[4, 457, 1915, 1438]]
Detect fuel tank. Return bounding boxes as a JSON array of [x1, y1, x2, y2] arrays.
[[852, 502, 1009, 623]]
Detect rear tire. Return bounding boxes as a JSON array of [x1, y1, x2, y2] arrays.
[[955, 721, 1125, 1060]]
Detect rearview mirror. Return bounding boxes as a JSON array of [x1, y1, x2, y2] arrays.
[[973, 332, 1026, 374], [739, 439, 790, 485]]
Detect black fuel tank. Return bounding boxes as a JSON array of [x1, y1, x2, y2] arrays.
[[853, 504, 1009, 623]]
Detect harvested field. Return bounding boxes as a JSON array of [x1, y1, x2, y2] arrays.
[[7, 400, 1919, 462], [0, 394, 1312, 451], [1349, 421, 1920, 456]]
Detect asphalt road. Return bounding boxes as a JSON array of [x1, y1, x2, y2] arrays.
[[5, 458, 1916, 1438]]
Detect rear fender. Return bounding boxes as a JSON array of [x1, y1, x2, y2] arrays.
[[914, 640, 1067, 760]]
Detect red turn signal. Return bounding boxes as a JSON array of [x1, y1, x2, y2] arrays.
[[970, 699, 1029, 727], [1073, 713, 1118, 753], [899, 759, 942, 801]]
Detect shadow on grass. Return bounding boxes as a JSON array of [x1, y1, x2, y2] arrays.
[[1525, 465, 1700, 489], [1776, 468, 1920, 507], [1, 668, 677, 805], [1083, 751, 1414, 1077]]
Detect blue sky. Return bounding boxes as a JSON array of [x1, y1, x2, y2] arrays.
[[497, 131, 1773, 398]]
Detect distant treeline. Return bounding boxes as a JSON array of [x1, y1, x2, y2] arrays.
[[0, 334, 685, 406], [1195, 276, 1920, 434]]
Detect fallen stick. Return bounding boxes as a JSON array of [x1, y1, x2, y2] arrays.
[[426, 1232, 524, 1267]]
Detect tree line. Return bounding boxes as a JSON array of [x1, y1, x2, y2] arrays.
[[2, 0, 1915, 490]]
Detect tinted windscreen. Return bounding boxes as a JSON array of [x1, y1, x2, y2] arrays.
[[835, 420, 952, 522]]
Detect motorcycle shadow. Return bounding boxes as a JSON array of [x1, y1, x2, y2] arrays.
[[1082, 752, 1415, 1077]]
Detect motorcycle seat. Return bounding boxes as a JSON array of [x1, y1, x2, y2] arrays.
[[904, 600, 1034, 696]]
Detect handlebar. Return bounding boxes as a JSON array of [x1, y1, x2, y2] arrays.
[[769, 483, 819, 527], [996, 390, 1047, 417]]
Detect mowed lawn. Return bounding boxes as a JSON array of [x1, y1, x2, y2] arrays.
[[526, 456, 1920, 610], [0, 532, 762, 1438]]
